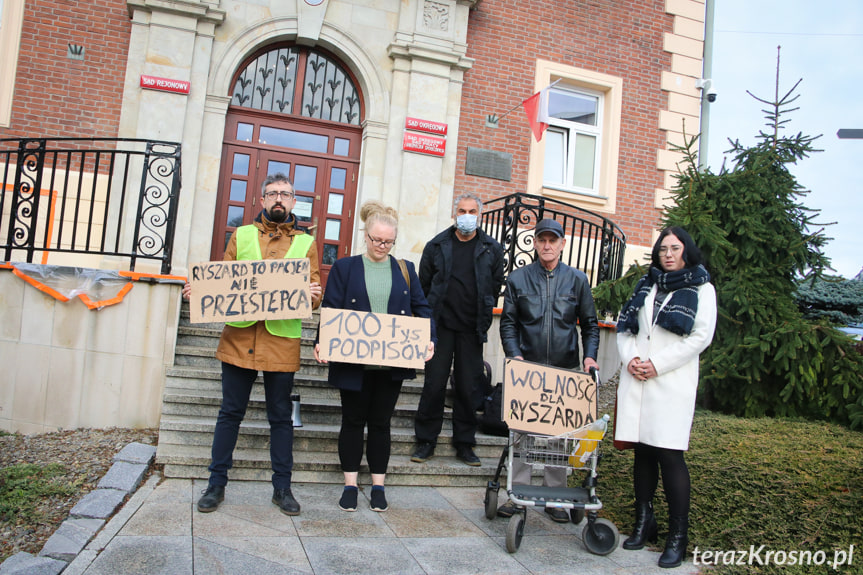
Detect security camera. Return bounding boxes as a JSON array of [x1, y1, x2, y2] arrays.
[[695, 78, 717, 103]]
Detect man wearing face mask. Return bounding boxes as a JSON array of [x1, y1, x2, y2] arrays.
[[411, 193, 505, 466]]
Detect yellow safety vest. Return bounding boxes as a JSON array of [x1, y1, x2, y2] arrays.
[[226, 225, 314, 338]]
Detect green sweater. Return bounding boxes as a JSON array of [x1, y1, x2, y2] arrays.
[[362, 255, 392, 314]]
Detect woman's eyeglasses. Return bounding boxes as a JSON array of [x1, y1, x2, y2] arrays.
[[264, 191, 295, 200], [367, 233, 396, 248], [659, 245, 682, 255]]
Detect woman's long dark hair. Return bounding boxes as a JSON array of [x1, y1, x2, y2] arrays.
[[650, 226, 704, 269]]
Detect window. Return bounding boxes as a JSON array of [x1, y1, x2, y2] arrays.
[[526, 60, 622, 213], [231, 46, 362, 125], [543, 87, 602, 194], [0, 0, 25, 127]]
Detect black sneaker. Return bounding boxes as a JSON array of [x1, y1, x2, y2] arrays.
[[545, 507, 569, 523], [497, 501, 519, 518], [369, 488, 388, 512], [455, 445, 481, 466], [272, 487, 301, 516], [196, 484, 224, 513], [411, 442, 435, 463], [339, 487, 358, 512]]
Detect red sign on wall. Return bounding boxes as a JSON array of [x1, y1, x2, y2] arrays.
[[403, 132, 446, 157], [405, 117, 448, 136], [140, 75, 191, 95]]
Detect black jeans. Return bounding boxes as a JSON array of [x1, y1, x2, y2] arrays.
[[338, 370, 403, 474], [208, 362, 295, 489], [414, 325, 483, 447]]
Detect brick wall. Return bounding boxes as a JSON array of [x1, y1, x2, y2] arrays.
[[0, 0, 130, 139], [457, 0, 674, 247]]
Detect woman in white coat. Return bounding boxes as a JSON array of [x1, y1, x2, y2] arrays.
[[615, 227, 716, 569]]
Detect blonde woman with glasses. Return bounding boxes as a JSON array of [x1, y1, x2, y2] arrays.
[[314, 201, 435, 512]]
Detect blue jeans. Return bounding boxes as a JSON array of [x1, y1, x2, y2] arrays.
[[208, 362, 295, 489]]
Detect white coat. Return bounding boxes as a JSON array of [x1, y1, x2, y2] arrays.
[[614, 282, 717, 450]]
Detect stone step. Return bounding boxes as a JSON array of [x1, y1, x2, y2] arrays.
[[157, 416, 507, 458], [156, 442, 508, 487], [172, 345, 330, 375], [164, 366, 427, 396], [160, 392, 436, 429], [161, 303, 483, 486]]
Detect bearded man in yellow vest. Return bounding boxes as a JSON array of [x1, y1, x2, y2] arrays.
[[182, 173, 322, 516]]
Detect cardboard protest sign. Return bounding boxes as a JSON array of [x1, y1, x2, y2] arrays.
[[318, 307, 431, 369], [189, 259, 312, 324], [502, 358, 596, 435]]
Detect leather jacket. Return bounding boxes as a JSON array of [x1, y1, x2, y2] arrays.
[[419, 227, 504, 343], [500, 260, 599, 369]]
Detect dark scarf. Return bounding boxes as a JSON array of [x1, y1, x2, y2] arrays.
[[616, 264, 711, 336]]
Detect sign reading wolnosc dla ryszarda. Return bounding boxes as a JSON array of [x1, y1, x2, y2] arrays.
[[502, 358, 597, 436], [188, 259, 312, 324], [317, 307, 431, 369]]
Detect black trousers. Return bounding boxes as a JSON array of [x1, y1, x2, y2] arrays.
[[414, 325, 483, 447], [338, 370, 403, 474], [633, 443, 691, 518], [209, 362, 295, 489]]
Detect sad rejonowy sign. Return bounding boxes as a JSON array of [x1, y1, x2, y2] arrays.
[[188, 259, 312, 324]]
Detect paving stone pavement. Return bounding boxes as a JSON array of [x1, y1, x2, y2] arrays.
[[48, 475, 702, 575]]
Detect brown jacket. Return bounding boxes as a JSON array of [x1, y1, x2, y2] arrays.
[[214, 212, 322, 372]]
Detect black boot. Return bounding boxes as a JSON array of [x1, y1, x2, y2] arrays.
[[622, 500, 658, 550], [658, 515, 688, 568]]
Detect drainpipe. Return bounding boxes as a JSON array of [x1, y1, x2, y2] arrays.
[[698, 0, 716, 170]]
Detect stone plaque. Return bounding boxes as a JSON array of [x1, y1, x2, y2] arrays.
[[465, 147, 512, 181]]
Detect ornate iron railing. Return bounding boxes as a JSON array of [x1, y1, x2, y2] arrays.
[[0, 138, 182, 274], [481, 192, 626, 289]]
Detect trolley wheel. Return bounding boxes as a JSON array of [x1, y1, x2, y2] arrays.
[[582, 517, 620, 556], [505, 514, 525, 553], [484, 483, 499, 520], [570, 508, 585, 525]]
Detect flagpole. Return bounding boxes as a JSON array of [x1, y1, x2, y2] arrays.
[[486, 79, 562, 126]]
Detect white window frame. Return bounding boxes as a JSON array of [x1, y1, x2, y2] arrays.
[[527, 59, 623, 213], [543, 85, 604, 196], [0, 0, 25, 128]]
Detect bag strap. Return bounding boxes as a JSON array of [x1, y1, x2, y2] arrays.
[[397, 258, 410, 289]]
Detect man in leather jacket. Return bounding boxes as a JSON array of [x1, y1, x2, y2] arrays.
[[498, 218, 599, 521], [411, 193, 505, 466]]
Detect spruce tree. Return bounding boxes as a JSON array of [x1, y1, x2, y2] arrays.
[[596, 57, 863, 427], [663, 66, 862, 425]]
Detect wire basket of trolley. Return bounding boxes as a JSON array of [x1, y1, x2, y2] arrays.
[[483, 358, 620, 555]]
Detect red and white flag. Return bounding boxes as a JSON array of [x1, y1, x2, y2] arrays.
[[522, 80, 560, 141]]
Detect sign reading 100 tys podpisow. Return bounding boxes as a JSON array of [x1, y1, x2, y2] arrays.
[[317, 308, 431, 369], [188, 259, 312, 324]]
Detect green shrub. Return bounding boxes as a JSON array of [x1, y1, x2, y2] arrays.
[[594, 410, 863, 574], [0, 463, 77, 523]]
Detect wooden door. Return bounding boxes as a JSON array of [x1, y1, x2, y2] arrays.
[[212, 110, 361, 287]]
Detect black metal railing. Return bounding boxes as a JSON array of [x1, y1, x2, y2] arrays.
[[1, 138, 182, 274], [481, 192, 626, 288]]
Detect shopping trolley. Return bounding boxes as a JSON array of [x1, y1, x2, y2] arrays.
[[483, 360, 620, 555]]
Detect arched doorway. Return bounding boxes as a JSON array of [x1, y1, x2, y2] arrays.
[[211, 45, 364, 286]]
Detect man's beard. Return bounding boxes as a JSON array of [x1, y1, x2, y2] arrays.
[[267, 205, 288, 223]]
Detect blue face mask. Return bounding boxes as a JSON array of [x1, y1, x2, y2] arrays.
[[456, 214, 478, 234]]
